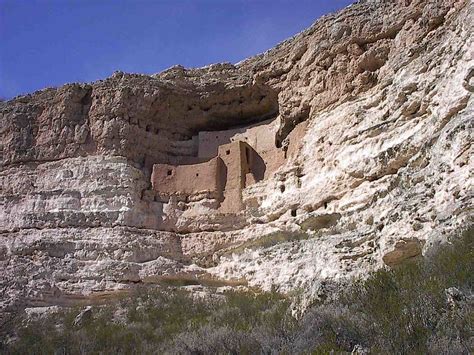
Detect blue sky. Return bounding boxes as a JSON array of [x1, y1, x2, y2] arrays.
[[0, 0, 354, 99]]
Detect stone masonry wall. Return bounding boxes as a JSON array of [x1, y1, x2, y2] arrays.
[[151, 157, 225, 197]]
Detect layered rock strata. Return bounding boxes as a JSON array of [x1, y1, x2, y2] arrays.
[[1, 0, 473, 315]]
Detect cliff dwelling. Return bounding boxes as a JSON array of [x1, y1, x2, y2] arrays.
[[151, 117, 307, 213], [2, 2, 472, 345]]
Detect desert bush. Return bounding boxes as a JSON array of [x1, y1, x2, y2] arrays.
[[342, 227, 473, 354], [4, 227, 472, 354], [170, 325, 259, 354], [293, 304, 370, 353]]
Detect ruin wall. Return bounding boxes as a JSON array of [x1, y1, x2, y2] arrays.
[[151, 157, 225, 196]]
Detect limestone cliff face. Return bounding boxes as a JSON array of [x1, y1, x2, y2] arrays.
[[1, 0, 473, 313]]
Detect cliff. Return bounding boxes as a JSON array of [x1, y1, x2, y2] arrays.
[[1, 0, 472, 315]]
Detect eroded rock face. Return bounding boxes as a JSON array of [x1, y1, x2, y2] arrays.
[[1, 0, 473, 313]]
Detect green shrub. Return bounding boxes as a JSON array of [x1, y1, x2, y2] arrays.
[[3, 227, 472, 354]]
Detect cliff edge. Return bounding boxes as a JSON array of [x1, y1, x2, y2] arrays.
[[1, 0, 472, 315]]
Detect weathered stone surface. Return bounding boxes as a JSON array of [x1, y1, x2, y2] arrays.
[[0, 0, 472, 312], [382, 238, 424, 267]]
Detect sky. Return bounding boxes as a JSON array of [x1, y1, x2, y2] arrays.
[[0, 0, 354, 99]]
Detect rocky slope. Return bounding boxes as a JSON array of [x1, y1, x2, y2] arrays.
[[1, 0, 472, 317]]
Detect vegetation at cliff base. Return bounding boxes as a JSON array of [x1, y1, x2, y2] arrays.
[[2, 228, 472, 354]]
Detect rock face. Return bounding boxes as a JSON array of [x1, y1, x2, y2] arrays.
[[1, 0, 473, 314]]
